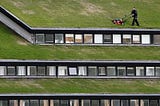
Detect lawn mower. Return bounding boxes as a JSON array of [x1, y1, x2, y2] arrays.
[[112, 14, 131, 25]]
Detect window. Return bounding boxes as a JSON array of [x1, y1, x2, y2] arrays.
[[117, 67, 126, 76], [146, 67, 154, 76], [153, 35, 160, 44], [107, 67, 116, 76], [37, 66, 46, 76], [98, 67, 106, 76], [94, 34, 103, 43], [9, 100, 18, 106], [0, 66, 6, 75], [50, 100, 59, 106], [155, 67, 160, 76], [75, 34, 83, 43], [55, 34, 64, 43], [84, 34, 93, 43], [140, 100, 149, 106], [20, 100, 29, 106], [104, 34, 112, 43], [17, 66, 26, 76], [65, 34, 74, 43], [113, 34, 121, 44], [58, 66, 68, 76], [127, 67, 135, 76], [45, 34, 54, 43], [47, 66, 56, 76], [36, 34, 45, 44], [40, 100, 49, 106], [78, 66, 87, 76], [121, 100, 129, 106], [123, 34, 131, 44], [142, 34, 150, 44], [60, 100, 69, 106], [27, 66, 37, 76], [88, 66, 97, 76], [7, 66, 16, 76], [69, 67, 77, 75], [0, 100, 8, 106], [101, 100, 110, 106], [111, 100, 120, 106], [92, 100, 99, 106], [150, 100, 158, 106], [30, 100, 39, 106], [82, 100, 90, 106], [136, 67, 144, 76], [70, 100, 79, 106], [133, 35, 140, 44], [130, 100, 139, 106]]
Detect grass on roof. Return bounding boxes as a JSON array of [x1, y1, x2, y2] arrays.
[[1, 22, 160, 60], [0, 0, 160, 28], [0, 79, 160, 94]]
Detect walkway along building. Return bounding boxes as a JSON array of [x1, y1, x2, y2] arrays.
[[0, 6, 160, 46], [0, 60, 160, 78]]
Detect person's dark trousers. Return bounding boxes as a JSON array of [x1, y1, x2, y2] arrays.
[[132, 18, 139, 26]]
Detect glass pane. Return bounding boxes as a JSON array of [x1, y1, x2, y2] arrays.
[[61, 100, 68, 106], [130, 100, 139, 106], [19, 100, 29, 106], [136, 67, 144, 76], [150, 100, 158, 106], [113, 34, 121, 44], [140, 100, 149, 106], [40, 100, 48, 106], [155, 67, 160, 76], [17, 66, 26, 76], [47, 66, 56, 76], [0, 100, 8, 106], [55, 34, 64, 43], [121, 100, 129, 106], [65, 34, 74, 43], [142, 35, 150, 44], [9, 100, 18, 106], [146, 67, 154, 76], [101, 100, 110, 106], [78, 66, 87, 76], [84, 34, 93, 43], [7, 66, 16, 76], [107, 66, 116, 76], [28, 66, 37, 76], [111, 100, 120, 106], [69, 67, 77, 75], [127, 67, 135, 76], [94, 34, 103, 43], [50, 100, 59, 106], [117, 67, 126, 76], [133, 35, 140, 44], [82, 100, 90, 106], [45, 34, 54, 43], [58, 66, 68, 76], [88, 66, 97, 76], [123, 34, 131, 44], [70, 100, 79, 106], [36, 34, 44, 44], [92, 100, 99, 106], [98, 67, 106, 75], [104, 34, 112, 43], [0, 66, 6, 75], [30, 100, 39, 106], [153, 35, 160, 44], [37, 66, 46, 76], [75, 34, 83, 43]]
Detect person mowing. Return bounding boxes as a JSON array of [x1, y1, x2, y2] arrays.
[[131, 7, 140, 26]]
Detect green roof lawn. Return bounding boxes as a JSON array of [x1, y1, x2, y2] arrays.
[[0, 79, 160, 94], [0, 0, 160, 28]]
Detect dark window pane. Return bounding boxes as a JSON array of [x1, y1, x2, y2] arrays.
[[7, 66, 15, 76], [88, 66, 97, 76], [45, 34, 54, 43], [112, 100, 120, 106], [117, 67, 126, 76], [127, 67, 135, 76], [107, 67, 116, 76], [36, 34, 44, 44], [29, 66, 37, 76], [30, 100, 39, 106], [0, 100, 8, 106], [92, 100, 99, 106], [38, 66, 46, 76], [98, 67, 106, 76], [104, 34, 112, 43], [61, 100, 68, 106]]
